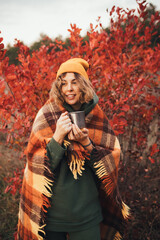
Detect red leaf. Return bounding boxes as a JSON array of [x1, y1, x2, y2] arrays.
[[121, 104, 130, 112], [148, 156, 155, 164], [0, 43, 4, 50], [7, 74, 17, 80], [110, 6, 115, 16], [0, 37, 3, 43], [150, 143, 159, 156]]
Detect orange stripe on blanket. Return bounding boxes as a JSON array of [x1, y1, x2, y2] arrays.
[[22, 178, 43, 208]]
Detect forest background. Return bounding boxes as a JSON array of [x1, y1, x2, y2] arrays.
[[0, 1, 160, 239]]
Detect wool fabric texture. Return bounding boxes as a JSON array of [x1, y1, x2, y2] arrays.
[[56, 58, 89, 80], [17, 99, 130, 240]]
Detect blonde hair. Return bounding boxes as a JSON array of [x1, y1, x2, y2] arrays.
[[49, 73, 95, 105]]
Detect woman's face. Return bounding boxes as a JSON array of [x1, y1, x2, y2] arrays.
[[61, 72, 81, 110]]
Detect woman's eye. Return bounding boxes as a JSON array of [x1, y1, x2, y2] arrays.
[[61, 82, 66, 86]]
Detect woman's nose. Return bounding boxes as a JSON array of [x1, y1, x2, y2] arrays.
[[67, 83, 73, 91]]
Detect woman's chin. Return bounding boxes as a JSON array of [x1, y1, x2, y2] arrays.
[[67, 101, 81, 110]]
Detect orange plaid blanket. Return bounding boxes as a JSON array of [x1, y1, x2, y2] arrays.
[[17, 99, 130, 240]]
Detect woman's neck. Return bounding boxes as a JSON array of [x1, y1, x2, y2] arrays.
[[71, 102, 82, 111]]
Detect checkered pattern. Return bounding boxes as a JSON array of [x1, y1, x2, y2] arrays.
[[17, 99, 130, 240]]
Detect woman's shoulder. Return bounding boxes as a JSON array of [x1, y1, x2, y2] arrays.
[[93, 104, 105, 116], [38, 99, 58, 114], [34, 98, 64, 124], [33, 99, 55, 123]]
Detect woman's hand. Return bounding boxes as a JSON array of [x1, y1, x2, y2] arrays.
[[68, 124, 90, 146], [53, 112, 72, 145]]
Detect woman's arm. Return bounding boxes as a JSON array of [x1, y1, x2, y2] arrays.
[[46, 111, 72, 169], [53, 111, 72, 145], [46, 138, 67, 170]]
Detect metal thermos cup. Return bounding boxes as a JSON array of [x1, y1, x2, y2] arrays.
[[69, 111, 86, 129]]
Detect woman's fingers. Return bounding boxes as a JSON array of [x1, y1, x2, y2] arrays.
[[63, 120, 72, 133], [59, 112, 70, 121], [68, 129, 74, 140], [55, 111, 72, 137], [68, 124, 80, 140], [56, 112, 89, 141], [62, 119, 71, 126], [81, 128, 88, 135], [61, 111, 68, 116], [58, 112, 71, 126], [72, 124, 81, 138]]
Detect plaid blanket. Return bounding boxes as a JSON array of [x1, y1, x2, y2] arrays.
[[17, 99, 130, 240]]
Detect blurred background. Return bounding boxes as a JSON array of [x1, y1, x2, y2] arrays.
[[1, 0, 159, 47]]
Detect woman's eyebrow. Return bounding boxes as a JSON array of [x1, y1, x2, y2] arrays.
[[62, 78, 76, 82]]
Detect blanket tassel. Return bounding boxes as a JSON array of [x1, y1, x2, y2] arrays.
[[114, 231, 122, 240], [122, 201, 130, 219]]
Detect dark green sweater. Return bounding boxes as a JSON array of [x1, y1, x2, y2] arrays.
[[45, 95, 103, 232]]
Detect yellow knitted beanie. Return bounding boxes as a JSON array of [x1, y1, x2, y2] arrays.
[[56, 58, 89, 80]]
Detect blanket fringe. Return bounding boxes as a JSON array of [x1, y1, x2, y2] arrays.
[[114, 231, 122, 240], [69, 157, 85, 179], [64, 140, 86, 180], [94, 161, 114, 195], [43, 150, 54, 198], [38, 224, 46, 240], [64, 139, 71, 147], [40, 150, 54, 238], [94, 160, 109, 178], [41, 174, 54, 215], [122, 201, 130, 220]]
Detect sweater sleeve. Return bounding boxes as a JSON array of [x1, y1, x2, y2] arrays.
[[46, 138, 67, 170]]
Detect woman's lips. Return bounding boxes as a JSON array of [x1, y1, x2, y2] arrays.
[[66, 94, 76, 100]]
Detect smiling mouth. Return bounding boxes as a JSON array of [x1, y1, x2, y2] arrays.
[[66, 94, 76, 100]]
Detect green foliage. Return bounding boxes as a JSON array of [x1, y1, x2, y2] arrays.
[[30, 33, 52, 51], [145, 3, 160, 46], [5, 45, 20, 66]]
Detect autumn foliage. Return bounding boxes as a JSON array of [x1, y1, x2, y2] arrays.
[[0, 1, 160, 237]]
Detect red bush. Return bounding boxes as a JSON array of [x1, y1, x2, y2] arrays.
[[0, 0, 159, 194]]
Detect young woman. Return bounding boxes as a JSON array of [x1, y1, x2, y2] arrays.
[[17, 58, 130, 240]]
